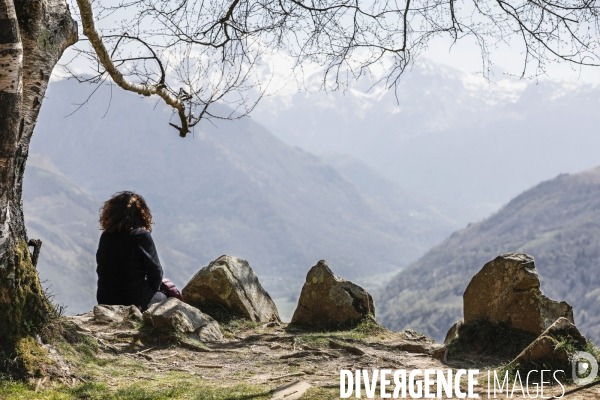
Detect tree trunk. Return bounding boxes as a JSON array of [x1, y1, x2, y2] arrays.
[[0, 0, 76, 376]]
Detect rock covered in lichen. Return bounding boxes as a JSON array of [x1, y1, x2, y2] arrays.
[[290, 260, 374, 329], [93, 304, 142, 325], [182, 255, 280, 323]]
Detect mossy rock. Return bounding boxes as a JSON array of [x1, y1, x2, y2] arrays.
[[507, 317, 593, 378]]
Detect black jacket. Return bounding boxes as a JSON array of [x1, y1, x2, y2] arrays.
[[96, 228, 163, 309]]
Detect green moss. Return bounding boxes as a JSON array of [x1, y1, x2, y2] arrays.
[[36, 29, 60, 54], [13, 337, 49, 378], [0, 240, 59, 377], [353, 315, 386, 335]]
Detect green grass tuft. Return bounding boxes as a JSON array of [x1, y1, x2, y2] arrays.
[[293, 316, 388, 349], [0, 377, 274, 399]]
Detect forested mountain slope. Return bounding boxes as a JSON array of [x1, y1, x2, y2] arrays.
[[377, 166, 600, 344]]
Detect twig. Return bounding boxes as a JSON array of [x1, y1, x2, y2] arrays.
[[152, 351, 178, 360], [329, 340, 365, 356], [34, 377, 47, 393], [269, 372, 306, 381], [134, 346, 156, 355], [27, 239, 42, 268]]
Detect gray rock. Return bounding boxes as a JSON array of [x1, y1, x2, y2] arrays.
[[463, 253, 573, 335], [182, 255, 280, 323], [290, 260, 375, 328], [444, 319, 463, 344], [271, 381, 312, 400], [93, 305, 142, 324], [143, 298, 223, 342]]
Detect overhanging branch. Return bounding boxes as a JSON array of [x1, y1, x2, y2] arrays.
[[75, 0, 190, 137]]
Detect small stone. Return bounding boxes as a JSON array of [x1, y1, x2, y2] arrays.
[[444, 319, 463, 344], [271, 380, 312, 400], [431, 345, 447, 361], [93, 305, 141, 324], [143, 298, 223, 342], [395, 342, 430, 354]]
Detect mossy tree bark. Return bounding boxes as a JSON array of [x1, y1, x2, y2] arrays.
[[0, 0, 76, 374]]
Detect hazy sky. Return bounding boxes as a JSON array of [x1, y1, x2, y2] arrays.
[[421, 35, 600, 84]]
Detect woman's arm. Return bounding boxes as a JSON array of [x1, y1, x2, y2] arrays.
[[136, 230, 164, 291]]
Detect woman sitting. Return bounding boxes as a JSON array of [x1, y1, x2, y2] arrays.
[[96, 191, 180, 311]]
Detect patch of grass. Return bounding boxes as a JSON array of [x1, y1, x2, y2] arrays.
[[446, 318, 537, 361], [299, 386, 339, 399], [352, 316, 386, 336], [222, 319, 259, 333], [294, 316, 389, 349], [194, 383, 272, 399], [584, 340, 600, 361], [66, 381, 112, 399], [295, 334, 330, 349], [0, 377, 273, 399]]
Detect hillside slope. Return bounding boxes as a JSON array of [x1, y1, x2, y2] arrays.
[[377, 166, 600, 344], [25, 78, 454, 313]]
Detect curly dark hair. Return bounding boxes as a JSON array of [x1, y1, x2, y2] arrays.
[[99, 191, 153, 233]]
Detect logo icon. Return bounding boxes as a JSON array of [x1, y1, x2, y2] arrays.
[[571, 351, 598, 386]]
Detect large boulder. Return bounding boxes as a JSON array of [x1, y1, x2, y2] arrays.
[[182, 255, 280, 323], [290, 260, 375, 328], [143, 298, 223, 342], [463, 253, 573, 335]]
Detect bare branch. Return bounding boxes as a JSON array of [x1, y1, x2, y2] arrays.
[[75, 0, 189, 136], [65, 0, 600, 135]]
